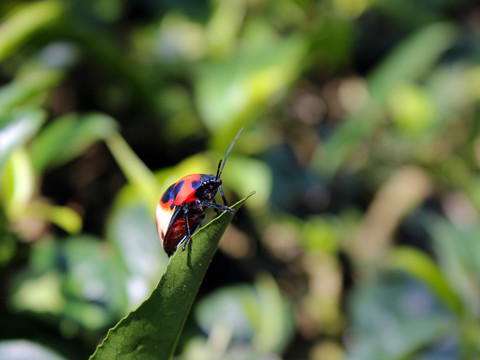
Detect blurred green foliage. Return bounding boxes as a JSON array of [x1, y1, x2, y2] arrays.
[[1, 0, 480, 359]]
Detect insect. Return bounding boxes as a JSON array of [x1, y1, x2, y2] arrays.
[[156, 129, 243, 256]]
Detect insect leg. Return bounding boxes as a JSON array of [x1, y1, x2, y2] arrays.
[[219, 185, 228, 206], [182, 209, 192, 251], [195, 199, 234, 213], [211, 197, 220, 214]]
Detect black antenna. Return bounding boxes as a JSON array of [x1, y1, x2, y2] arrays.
[[217, 127, 243, 179], [215, 159, 222, 178]]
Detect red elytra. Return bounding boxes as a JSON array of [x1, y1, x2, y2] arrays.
[[155, 129, 243, 256]]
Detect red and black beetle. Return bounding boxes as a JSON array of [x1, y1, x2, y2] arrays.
[[155, 129, 242, 256]]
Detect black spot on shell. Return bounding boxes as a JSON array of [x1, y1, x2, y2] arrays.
[[191, 180, 200, 189], [172, 181, 184, 199], [162, 184, 175, 203]]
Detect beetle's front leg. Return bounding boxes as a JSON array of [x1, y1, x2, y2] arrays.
[[182, 208, 192, 251], [195, 199, 234, 213], [211, 197, 221, 214]]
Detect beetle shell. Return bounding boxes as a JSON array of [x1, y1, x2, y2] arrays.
[[156, 173, 220, 256], [156, 206, 202, 256], [155, 127, 242, 257]]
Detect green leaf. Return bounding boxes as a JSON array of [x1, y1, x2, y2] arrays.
[[195, 35, 306, 133], [222, 156, 271, 212], [346, 272, 455, 360], [106, 192, 167, 310], [23, 203, 82, 234], [194, 274, 294, 355], [0, 0, 64, 62], [0, 68, 63, 117], [1, 148, 35, 218], [387, 246, 462, 314], [10, 235, 127, 329], [0, 216, 16, 266], [317, 22, 457, 175], [106, 133, 161, 210], [368, 22, 457, 104], [0, 109, 46, 170], [429, 219, 480, 316], [90, 193, 254, 360], [61, 235, 128, 328], [29, 112, 118, 172]]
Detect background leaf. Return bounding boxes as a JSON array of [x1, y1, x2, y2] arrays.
[[346, 272, 456, 360], [317, 22, 457, 175], [387, 246, 462, 314], [0, 108, 45, 170], [0, 1, 64, 61], [29, 112, 118, 172]]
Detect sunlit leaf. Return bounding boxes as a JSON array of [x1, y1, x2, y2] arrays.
[[252, 274, 294, 354], [206, 0, 245, 58], [156, 14, 207, 62], [10, 270, 64, 314], [332, 0, 374, 18], [0, 109, 45, 170], [46, 205, 82, 233], [223, 156, 271, 211], [301, 216, 339, 254], [387, 83, 437, 135], [195, 36, 306, 134], [106, 133, 160, 211], [1, 148, 35, 219], [0, 0, 64, 61], [24, 203, 82, 234], [1, 146, 82, 232]]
